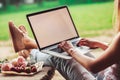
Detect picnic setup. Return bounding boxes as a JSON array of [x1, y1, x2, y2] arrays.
[[0, 0, 115, 80], [0, 57, 55, 80]]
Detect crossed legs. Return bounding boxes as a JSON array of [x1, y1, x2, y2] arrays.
[[9, 21, 97, 80]]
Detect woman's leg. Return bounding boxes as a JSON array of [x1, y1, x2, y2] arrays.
[[10, 22, 96, 80], [9, 21, 38, 52], [17, 38, 97, 80], [29, 49, 52, 66], [16, 34, 96, 79], [49, 53, 96, 80], [26, 49, 96, 80]]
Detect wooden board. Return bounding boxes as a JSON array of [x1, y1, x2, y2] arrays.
[[1, 61, 44, 76]]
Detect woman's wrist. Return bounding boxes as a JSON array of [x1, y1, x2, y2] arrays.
[[67, 48, 78, 56], [94, 41, 100, 48]]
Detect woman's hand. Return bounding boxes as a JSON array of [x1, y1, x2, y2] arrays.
[[77, 38, 99, 49], [58, 41, 74, 53]]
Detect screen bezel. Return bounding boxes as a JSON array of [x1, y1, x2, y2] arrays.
[[26, 6, 79, 50]]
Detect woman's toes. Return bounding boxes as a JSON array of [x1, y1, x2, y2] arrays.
[[9, 21, 16, 28], [19, 25, 28, 34]]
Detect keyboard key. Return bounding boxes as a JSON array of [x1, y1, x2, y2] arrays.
[[50, 47, 64, 53]]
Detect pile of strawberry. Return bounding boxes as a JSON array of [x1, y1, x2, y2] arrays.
[[1, 56, 37, 73]]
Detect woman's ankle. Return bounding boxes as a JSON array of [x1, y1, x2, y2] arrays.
[[23, 36, 38, 49]]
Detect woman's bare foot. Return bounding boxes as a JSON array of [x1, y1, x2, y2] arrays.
[[18, 49, 31, 59], [19, 25, 28, 35], [9, 21, 25, 52], [23, 36, 38, 49], [9, 21, 38, 52], [18, 25, 38, 49]]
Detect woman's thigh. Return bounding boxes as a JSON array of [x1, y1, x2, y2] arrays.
[[49, 53, 96, 80]]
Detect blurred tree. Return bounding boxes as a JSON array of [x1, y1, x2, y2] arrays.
[[45, 0, 57, 1], [59, 0, 113, 5], [0, 0, 9, 10], [10, 0, 21, 8], [35, 0, 43, 5]]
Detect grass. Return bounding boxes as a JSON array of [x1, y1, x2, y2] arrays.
[[69, 2, 113, 37], [0, 1, 113, 40]]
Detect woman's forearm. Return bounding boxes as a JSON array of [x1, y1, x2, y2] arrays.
[[68, 48, 95, 72], [68, 41, 113, 73], [96, 41, 108, 50]]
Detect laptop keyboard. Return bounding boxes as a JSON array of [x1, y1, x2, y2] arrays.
[[72, 41, 78, 46], [50, 40, 78, 53], [50, 47, 64, 53]]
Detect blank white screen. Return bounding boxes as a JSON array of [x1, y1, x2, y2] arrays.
[[28, 8, 78, 49]]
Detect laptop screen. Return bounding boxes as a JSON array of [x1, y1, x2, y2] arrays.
[[27, 6, 79, 50]]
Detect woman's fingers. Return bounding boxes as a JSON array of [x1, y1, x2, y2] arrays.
[[58, 41, 66, 51], [59, 41, 74, 52], [77, 38, 89, 46]]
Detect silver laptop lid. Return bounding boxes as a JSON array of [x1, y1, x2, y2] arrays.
[[27, 6, 79, 50]]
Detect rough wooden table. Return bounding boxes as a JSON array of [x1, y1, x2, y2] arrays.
[[0, 67, 55, 80]]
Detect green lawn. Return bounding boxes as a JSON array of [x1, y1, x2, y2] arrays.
[[0, 1, 113, 40]]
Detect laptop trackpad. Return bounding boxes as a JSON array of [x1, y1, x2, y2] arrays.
[[41, 50, 72, 59]]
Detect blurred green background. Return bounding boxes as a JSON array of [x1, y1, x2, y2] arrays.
[[0, 0, 113, 40]]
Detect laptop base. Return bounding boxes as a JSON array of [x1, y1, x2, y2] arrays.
[[41, 50, 72, 59]]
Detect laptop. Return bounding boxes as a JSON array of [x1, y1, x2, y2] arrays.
[[26, 6, 90, 59]]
